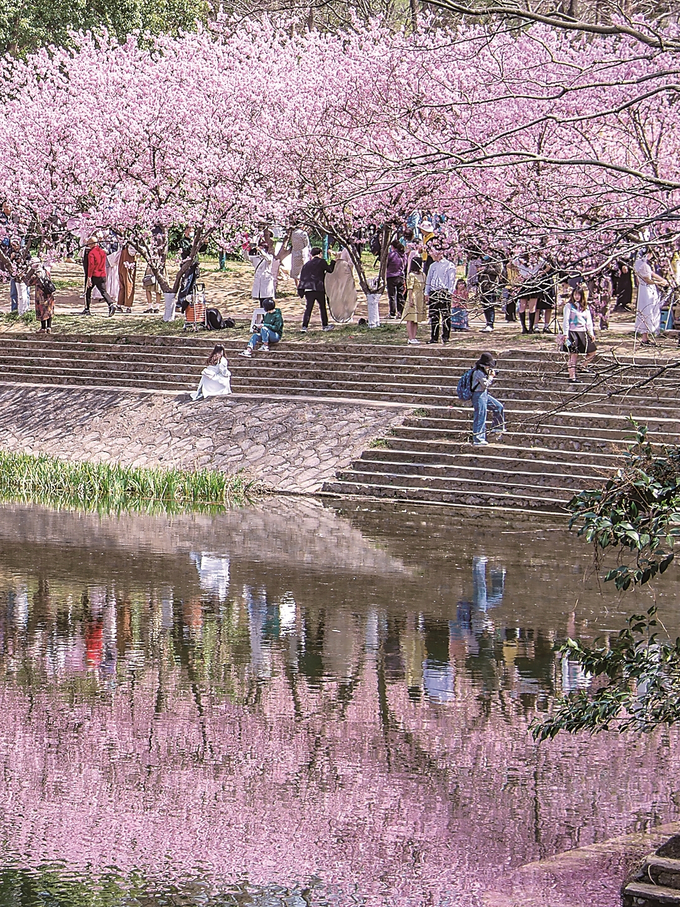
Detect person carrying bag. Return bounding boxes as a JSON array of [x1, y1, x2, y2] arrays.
[[561, 286, 597, 383]]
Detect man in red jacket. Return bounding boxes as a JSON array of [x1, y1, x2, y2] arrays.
[[83, 236, 115, 316]]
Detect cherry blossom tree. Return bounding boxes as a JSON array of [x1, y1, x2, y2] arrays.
[[0, 14, 678, 293]]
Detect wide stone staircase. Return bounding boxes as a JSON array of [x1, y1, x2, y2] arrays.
[[0, 333, 677, 512]]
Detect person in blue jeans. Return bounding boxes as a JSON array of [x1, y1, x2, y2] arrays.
[[240, 299, 284, 357], [471, 352, 505, 446]]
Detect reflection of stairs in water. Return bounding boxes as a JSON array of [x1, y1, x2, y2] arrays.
[[0, 335, 676, 512]]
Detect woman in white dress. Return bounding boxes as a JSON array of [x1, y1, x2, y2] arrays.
[[290, 228, 311, 286], [325, 248, 357, 321], [635, 251, 667, 344], [191, 345, 232, 401]]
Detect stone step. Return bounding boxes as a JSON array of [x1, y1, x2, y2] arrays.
[[358, 454, 614, 488], [360, 446, 617, 473], [396, 418, 677, 441], [623, 881, 680, 906], [390, 426, 639, 452], [321, 478, 568, 513], [644, 857, 680, 890], [376, 436, 626, 462], [335, 464, 590, 493], [252, 385, 680, 415], [404, 410, 680, 431], [0, 371, 192, 391], [0, 364, 673, 420], [2, 347, 675, 394], [0, 335, 672, 373]]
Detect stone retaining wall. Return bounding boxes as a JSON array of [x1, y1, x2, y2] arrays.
[[0, 384, 406, 494]]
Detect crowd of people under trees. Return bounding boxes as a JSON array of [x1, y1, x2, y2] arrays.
[[3, 202, 677, 367]]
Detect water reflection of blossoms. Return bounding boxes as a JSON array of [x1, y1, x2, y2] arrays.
[[0, 551, 588, 709]]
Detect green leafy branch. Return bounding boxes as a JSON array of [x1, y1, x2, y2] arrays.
[[568, 421, 680, 590], [532, 423, 680, 739], [532, 608, 680, 740]]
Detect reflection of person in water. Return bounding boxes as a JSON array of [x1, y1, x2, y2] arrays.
[[472, 555, 505, 612], [190, 552, 230, 603], [561, 654, 591, 694], [422, 619, 456, 703], [463, 556, 507, 701]]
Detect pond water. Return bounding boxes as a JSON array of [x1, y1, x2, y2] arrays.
[[0, 499, 679, 907]]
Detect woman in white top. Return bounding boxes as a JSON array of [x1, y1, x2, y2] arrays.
[[563, 287, 596, 382], [191, 345, 232, 401], [634, 251, 667, 344], [245, 243, 276, 304]]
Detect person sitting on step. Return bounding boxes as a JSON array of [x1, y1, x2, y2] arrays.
[[191, 344, 232, 401], [240, 299, 284, 357]]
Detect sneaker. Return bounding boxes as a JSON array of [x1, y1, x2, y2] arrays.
[[80, 308, 91, 316], [473, 440, 489, 446], [322, 324, 335, 332], [300, 327, 308, 333], [261, 344, 270, 352], [479, 325, 494, 332], [108, 306, 116, 317], [542, 326, 553, 333], [407, 338, 421, 344], [239, 348, 252, 358]]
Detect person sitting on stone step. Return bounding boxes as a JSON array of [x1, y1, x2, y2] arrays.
[[240, 299, 284, 357], [191, 344, 232, 401]]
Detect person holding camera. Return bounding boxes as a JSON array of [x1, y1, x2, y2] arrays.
[[245, 240, 276, 308], [240, 299, 284, 357], [297, 246, 336, 332], [471, 352, 505, 447]]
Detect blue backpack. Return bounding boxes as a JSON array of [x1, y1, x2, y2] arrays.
[[456, 367, 474, 401]]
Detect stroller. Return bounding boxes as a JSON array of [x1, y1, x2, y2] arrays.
[[183, 282, 207, 332]]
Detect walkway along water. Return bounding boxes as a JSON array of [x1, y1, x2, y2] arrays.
[[0, 334, 678, 510]]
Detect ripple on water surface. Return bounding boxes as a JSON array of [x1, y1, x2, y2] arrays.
[[0, 499, 678, 907]]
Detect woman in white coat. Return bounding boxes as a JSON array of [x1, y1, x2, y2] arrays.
[[634, 250, 667, 344], [245, 243, 276, 305], [191, 345, 232, 401]]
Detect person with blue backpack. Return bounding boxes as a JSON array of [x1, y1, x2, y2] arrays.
[[457, 352, 505, 446]]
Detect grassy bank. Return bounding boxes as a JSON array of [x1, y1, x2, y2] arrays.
[[0, 452, 258, 513]]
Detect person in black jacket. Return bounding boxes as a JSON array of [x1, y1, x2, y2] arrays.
[[297, 247, 335, 332]]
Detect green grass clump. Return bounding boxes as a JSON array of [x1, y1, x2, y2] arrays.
[[0, 452, 258, 514]]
